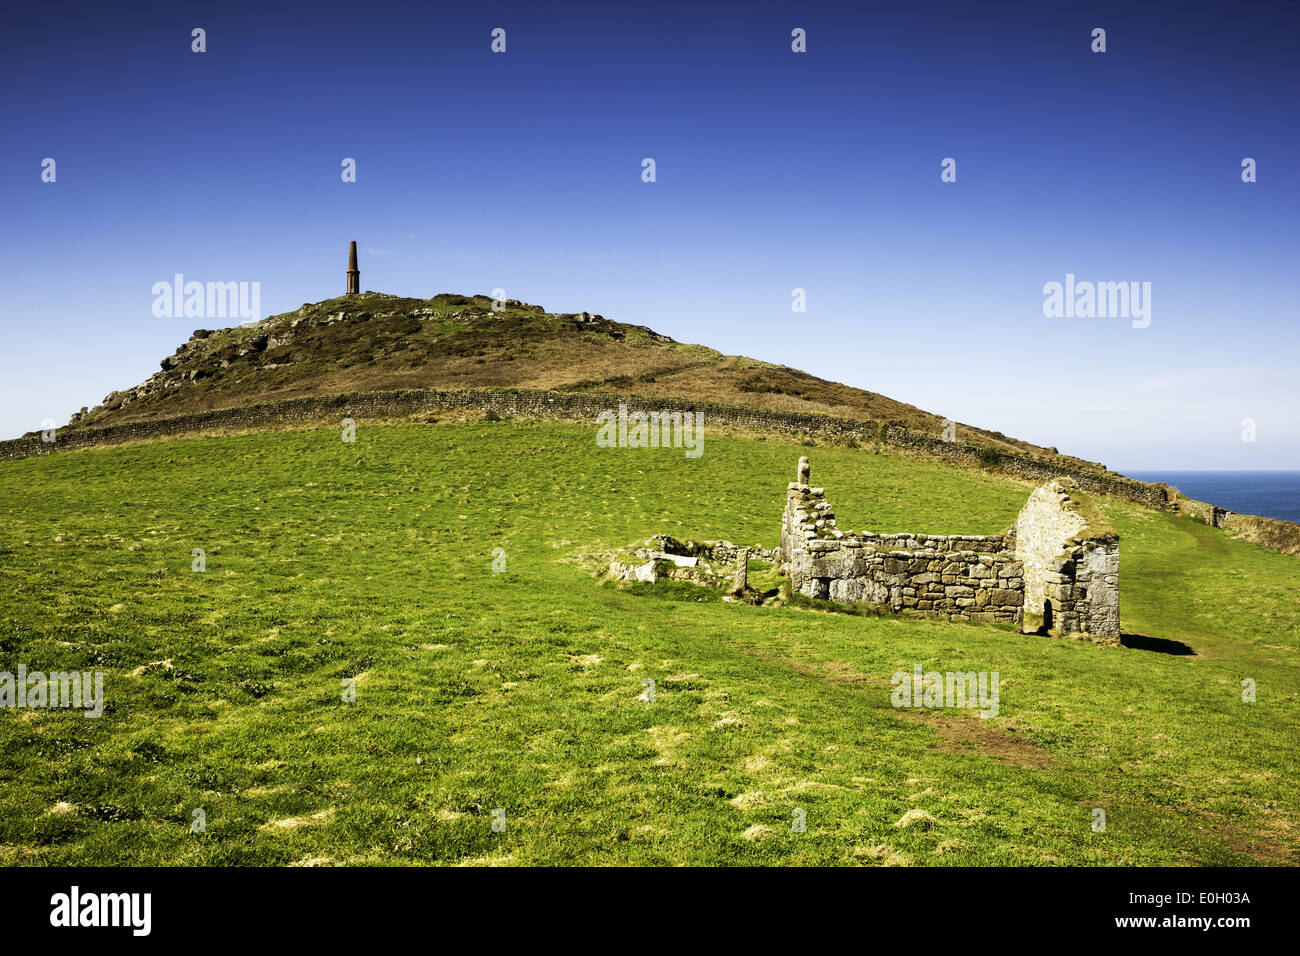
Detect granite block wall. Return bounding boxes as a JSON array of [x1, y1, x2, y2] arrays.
[[781, 459, 1121, 641]]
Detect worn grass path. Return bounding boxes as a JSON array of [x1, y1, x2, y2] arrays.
[[0, 421, 1296, 865]]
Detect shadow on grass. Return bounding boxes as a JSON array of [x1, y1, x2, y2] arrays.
[[1121, 632, 1196, 655]]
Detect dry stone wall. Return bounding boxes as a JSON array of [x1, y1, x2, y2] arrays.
[[0, 387, 1167, 507], [1169, 492, 1300, 556]]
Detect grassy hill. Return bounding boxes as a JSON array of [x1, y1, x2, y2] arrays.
[[1, 420, 1296, 865], [58, 293, 1104, 474]]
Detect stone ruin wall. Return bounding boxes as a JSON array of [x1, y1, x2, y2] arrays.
[[696, 540, 779, 566], [781, 474, 1025, 626], [1013, 482, 1120, 642], [781, 459, 1120, 642], [610, 536, 778, 589]]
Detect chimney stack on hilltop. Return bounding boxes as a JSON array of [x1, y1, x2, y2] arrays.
[[346, 241, 360, 296]]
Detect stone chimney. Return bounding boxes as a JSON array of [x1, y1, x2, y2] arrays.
[[346, 241, 360, 296]]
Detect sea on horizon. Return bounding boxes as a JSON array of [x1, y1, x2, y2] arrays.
[[1125, 471, 1300, 525]]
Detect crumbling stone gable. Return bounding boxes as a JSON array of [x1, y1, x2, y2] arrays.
[[780, 459, 1120, 642], [1013, 479, 1120, 643]]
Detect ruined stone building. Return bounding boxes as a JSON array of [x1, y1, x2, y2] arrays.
[[779, 458, 1121, 643]]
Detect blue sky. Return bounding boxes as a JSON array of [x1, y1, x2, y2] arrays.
[[2, 0, 1296, 468]]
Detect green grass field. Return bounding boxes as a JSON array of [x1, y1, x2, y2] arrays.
[[1, 420, 1296, 865]]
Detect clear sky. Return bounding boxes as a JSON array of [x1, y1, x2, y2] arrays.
[[2, 0, 1296, 469]]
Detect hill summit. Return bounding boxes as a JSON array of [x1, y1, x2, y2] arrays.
[[69, 291, 1087, 467]]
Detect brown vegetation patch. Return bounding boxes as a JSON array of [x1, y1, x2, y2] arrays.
[[735, 646, 874, 688], [900, 710, 1055, 769]]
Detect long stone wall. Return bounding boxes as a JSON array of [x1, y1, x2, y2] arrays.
[[1172, 493, 1300, 557], [1218, 511, 1300, 558], [0, 387, 1169, 507]]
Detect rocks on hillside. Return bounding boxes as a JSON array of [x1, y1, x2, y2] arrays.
[[79, 292, 606, 424], [609, 535, 777, 590]]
